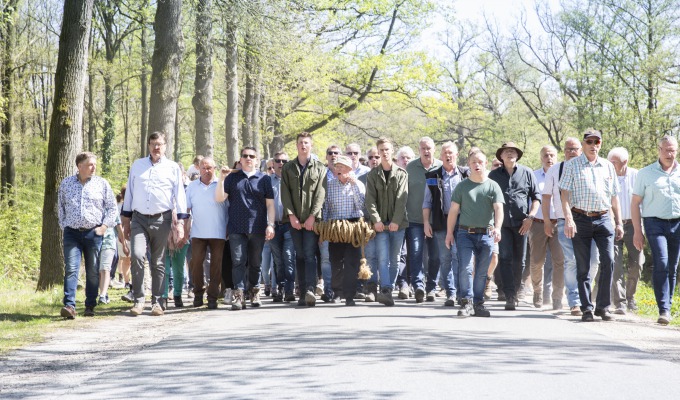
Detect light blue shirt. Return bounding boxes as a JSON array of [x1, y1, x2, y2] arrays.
[[121, 156, 188, 219], [633, 160, 680, 219], [270, 173, 284, 222], [186, 178, 228, 239], [354, 164, 371, 177]]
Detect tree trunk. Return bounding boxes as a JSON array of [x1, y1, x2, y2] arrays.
[[225, 21, 238, 166], [102, 75, 115, 170], [1, 0, 18, 205], [241, 36, 255, 148], [252, 67, 262, 156], [148, 0, 184, 160], [87, 23, 96, 152], [269, 103, 284, 156], [139, 6, 149, 157], [192, 0, 213, 158], [38, 0, 95, 291]]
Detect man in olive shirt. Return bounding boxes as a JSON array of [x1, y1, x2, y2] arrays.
[[281, 132, 327, 307], [405, 137, 442, 303], [445, 150, 504, 317]]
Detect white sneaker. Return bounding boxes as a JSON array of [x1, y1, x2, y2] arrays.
[[223, 288, 232, 305]]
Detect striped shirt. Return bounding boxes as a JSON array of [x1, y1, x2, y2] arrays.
[[559, 154, 619, 212], [323, 178, 365, 220]]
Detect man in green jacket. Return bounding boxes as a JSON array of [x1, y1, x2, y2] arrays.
[[281, 132, 327, 307], [365, 137, 409, 306]]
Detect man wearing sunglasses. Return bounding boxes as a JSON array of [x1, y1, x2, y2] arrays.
[[215, 147, 275, 310], [559, 129, 624, 322], [346, 143, 371, 177], [319, 144, 343, 300]]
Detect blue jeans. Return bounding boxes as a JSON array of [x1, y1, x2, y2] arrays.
[[572, 213, 614, 311], [406, 223, 439, 291], [456, 229, 494, 304], [375, 229, 406, 290], [498, 226, 527, 300], [63, 227, 103, 308], [320, 241, 332, 292], [643, 217, 680, 313], [261, 241, 276, 288], [557, 219, 600, 307], [269, 224, 295, 294], [434, 230, 456, 297], [364, 238, 378, 284], [290, 227, 320, 291], [229, 233, 266, 291]]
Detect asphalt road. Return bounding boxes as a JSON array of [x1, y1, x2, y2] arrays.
[[3, 297, 680, 399]]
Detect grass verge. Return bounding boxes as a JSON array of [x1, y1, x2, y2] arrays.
[[0, 279, 132, 355], [633, 281, 680, 326]]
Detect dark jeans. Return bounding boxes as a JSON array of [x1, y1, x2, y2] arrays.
[[498, 226, 527, 299], [63, 227, 102, 308], [643, 217, 680, 313], [406, 223, 440, 291], [572, 213, 614, 311], [329, 242, 360, 298], [191, 238, 225, 301], [270, 224, 295, 294], [222, 240, 234, 290], [290, 227, 320, 291], [229, 233, 265, 291]]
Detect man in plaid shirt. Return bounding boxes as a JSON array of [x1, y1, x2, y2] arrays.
[[323, 155, 366, 305], [559, 128, 624, 322]]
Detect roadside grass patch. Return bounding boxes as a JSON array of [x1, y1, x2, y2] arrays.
[[634, 281, 680, 326]]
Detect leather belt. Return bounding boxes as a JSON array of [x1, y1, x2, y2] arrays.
[[571, 208, 608, 217], [459, 225, 490, 234], [134, 210, 171, 218], [275, 221, 286, 226], [534, 218, 558, 224], [622, 219, 632, 224], [68, 226, 96, 232]]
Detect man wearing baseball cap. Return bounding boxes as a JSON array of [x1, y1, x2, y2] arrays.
[[488, 141, 541, 311], [559, 128, 624, 321]]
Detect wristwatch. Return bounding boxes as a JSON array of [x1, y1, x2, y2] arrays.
[[527, 215, 535, 220], [267, 222, 275, 228]]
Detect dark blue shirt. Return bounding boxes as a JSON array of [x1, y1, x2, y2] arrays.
[[224, 170, 274, 234]]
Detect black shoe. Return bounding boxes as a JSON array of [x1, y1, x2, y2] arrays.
[[297, 298, 306, 307], [121, 290, 134, 303], [83, 306, 95, 317], [504, 297, 516, 311], [415, 288, 425, 303], [582, 310, 594, 322], [497, 290, 506, 302], [320, 293, 333, 303], [285, 293, 296, 302], [273, 293, 283, 303], [207, 300, 218, 310], [174, 296, 184, 308], [345, 298, 356, 306], [193, 298, 204, 308], [594, 308, 613, 321], [473, 304, 490, 317]]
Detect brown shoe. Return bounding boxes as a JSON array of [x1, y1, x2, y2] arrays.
[[150, 303, 164, 316], [60, 306, 76, 319], [130, 301, 144, 316], [570, 306, 583, 316]]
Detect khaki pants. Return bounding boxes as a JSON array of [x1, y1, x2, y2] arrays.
[[528, 220, 565, 306]]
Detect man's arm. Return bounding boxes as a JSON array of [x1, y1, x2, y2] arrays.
[[561, 189, 576, 238], [492, 202, 504, 243], [631, 194, 645, 251], [445, 202, 460, 249], [610, 195, 624, 241], [542, 194, 554, 237], [265, 198, 275, 240], [215, 169, 230, 202]]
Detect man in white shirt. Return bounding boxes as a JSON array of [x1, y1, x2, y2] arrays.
[[608, 147, 644, 314], [122, 132, 189, 316]]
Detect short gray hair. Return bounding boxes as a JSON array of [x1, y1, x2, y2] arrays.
[[440, 141, 458, 154], [540, 145, 558, 157], [418, 136, 435, 148], [659, 135, 678, 148], [607, 147, 629, 162], [396, 146, 416, 160]]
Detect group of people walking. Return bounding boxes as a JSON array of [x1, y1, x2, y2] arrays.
[[57, 129, 680, 325]]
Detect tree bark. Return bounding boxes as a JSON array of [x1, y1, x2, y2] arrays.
[[192, 0, 213, 158], [241, 35, 255, 148], [225, 21, 239, 166], [139, 13, 149, 157], [38, 0, 95, 291], [269, 103, 284, 156], [148, 0, 184, 160], [1, 0, 18, 205], [87, 23, 96, 152], [252, 67, 262, 156]]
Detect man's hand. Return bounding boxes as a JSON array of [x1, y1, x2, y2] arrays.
[[220, 166, 231, 180], [265, 225, 275, 240], [491, 227, 502, 243], [519, 218, 532, 235], [388, 222, 399, 232], [122, 241, 130, 257], [304, 215, 315, 231], [614, 224, 624, 241], [445, 232, 454, 249], [544, 220, 554, 237], [122, 218, 131, 241], [564, 220, 576, 238], [290, 215, 302, 230], [374, 221, 385, 232], [94, 225, 108, 236], [633, 231, 645, 251], [424, 222, 433, 238]]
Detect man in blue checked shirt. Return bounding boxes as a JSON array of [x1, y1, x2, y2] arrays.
[[58, 152, 117, 319], [323, 155, 366, 305]]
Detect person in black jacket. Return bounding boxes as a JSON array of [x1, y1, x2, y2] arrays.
[[423, 142, 469, 307]]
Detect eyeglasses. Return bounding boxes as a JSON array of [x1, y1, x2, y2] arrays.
[[149, 142, 166, 148], [274, 159, 288, 164], [327, 151, 340, 156], [346, 151, 359, 156], [368, 156, 380, 160], [565, 147, 581, 152], [241, 154, 257, 159], [585, 139, 601, 145]]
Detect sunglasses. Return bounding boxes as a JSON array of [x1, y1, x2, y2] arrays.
[[368, 156, 380, 160], [241, 154, 257, 159], [327, 151, 340, 156], [346, 151, 359, 156], [274, 159, 288, 164], [585, 139, 601, 145], [267, 166, 275, 170]]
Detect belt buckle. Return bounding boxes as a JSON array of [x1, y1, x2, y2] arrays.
[[468, 227, 475, 234]]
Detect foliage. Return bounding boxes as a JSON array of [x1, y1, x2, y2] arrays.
[[634, 282, 680, 326], [0, 185, 44, 281]]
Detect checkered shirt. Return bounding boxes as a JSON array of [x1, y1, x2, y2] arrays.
[[559, 153, 619, 212], [323, 178, 365, 220]]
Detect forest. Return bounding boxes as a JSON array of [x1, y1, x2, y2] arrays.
[[0, 0, 678, 287]]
